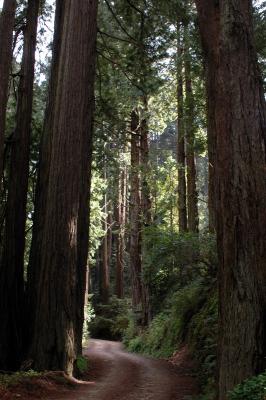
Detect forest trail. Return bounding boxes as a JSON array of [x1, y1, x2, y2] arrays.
[[0, 339, 199, 399], [59, 339, 198, 400]]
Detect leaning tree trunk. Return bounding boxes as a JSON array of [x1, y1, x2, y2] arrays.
[[130, 110, 142, 313], [196, 1, 266, 398], [177, 23, 188, 233], [0, 0, 16, 184], [29, 0, 98, 375], [0, 0, 39, 371]]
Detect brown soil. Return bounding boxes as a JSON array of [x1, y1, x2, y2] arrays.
[[0, 340, 199, 400]]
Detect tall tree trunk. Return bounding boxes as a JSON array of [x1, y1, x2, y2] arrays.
[[107, 208, 112, 262], [184, 27, 199, 233], [140, 96, 152, 225], [177, 23, 188, 233], [0, 0, 39, 370], [130, 110, 142, 312], [140, 96, 151, 325], [27, 0, 65, 351], [100, 193, 109, 304], [195, 1, 219, 233], [29, 0, 98, 375], [0, 0, 16, 183], [115, 169, 124, 298], [196, 1, 266, 398]]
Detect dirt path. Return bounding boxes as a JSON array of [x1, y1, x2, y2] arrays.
[[63, 339, 198, 400], [0, 339, 198, 400]]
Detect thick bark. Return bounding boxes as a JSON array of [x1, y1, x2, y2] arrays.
[[196, 1, 266, 398], [0, 0, 16, 182], [177, 25, 188, 233], [27, 0, 65, 349], [184, 32, 199, 233], [130, 110, 142, 311], [0, 0, 39, 370], [29, 0, 98, 375]]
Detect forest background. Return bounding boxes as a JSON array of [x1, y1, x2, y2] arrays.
[[0, 1, 266, 400]]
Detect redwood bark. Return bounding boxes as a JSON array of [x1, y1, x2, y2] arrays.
[[27, 0, 65, 348], [29, 0, 98, 375], [130, 110, 142, 311], [177, 25, 188, 232], [0, 0, 16, 182], [196, 1, 266, 398], [0, 0, 39, 370]]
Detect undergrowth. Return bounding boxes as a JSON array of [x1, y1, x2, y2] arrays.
[[89, 296, 130, 340], [228, 372, 266, 400], [0, 370, 41, 388]]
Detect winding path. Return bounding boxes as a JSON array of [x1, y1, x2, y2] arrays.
[[62, 339, 198, 400]]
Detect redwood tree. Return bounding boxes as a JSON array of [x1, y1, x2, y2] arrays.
[[130, 109, 142, 312], [184, 23, 199, 233], [0, 0, 39, 370], [196, 1, 266, 398], [177, 23, 188, 232], [115, 167, 126, 298], [29, 0, 98, 375], [0, 0, 16, 182]]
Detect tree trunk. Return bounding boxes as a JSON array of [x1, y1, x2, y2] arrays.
[[196, 1, 266, 398], [0, 0, 39, 370], [130, 110, 142, 312], [115, 169, 124, 298], [100, 194, 109, 304], [177, 23, 188, 233], [29, 0, 98, 375], [195, 0, 219, 233], [27, 0, 65, 351], [0, 0, 16, 183], [184, 28, 199, 233], [140, 96, 151, 325], [140, 96, 152, 225]]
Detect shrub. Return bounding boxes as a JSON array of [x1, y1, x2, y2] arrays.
[[0, 371, 41, 388], [89, 296, 130, 340], [124, 281, 207, 358], [188, 292, 218, 383], [228, 372, 266, 400], [76, 356, 88, 374]]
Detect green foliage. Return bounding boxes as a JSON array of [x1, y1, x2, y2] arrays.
[[89, 169, 107, 263], [228, 372, 266, 400], [83, 298, 96, 342], [76, 356, 88, 374], [188, 293, 218, 398], [143, 228, 217, 313], [0, 370, 41, 388], [124, 281, 209, 358], [89, 296, 130, 340]]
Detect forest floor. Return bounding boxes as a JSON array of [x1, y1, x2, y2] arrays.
[[0, 339, 199, 400]]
